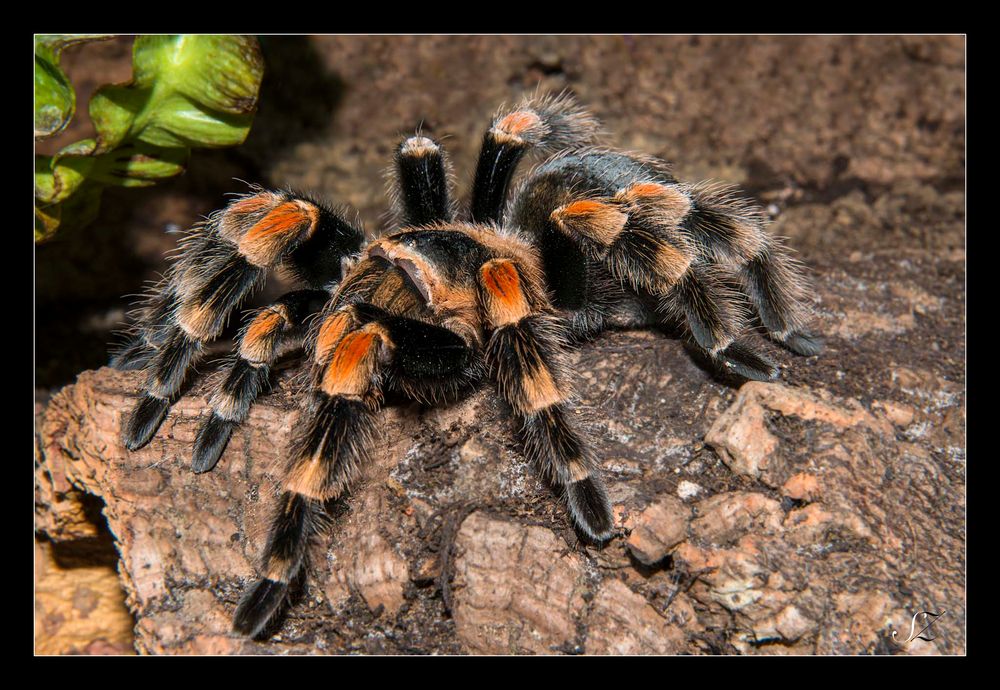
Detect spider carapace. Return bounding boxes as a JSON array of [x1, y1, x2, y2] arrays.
[[112, 94, 822, 638]]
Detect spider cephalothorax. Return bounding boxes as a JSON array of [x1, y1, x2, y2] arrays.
[[112, 94, 822, 638]]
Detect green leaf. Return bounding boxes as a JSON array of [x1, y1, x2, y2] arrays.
[[90, 142, 189, 187], [35, 143, 97, 204], [36, 182, 104, 241], [35, 201, 60, 241], [34, 53, 73, 140], [135, 35, 263, 113], [35, 35, 262, 242], [90, 35, 263, 153], [36, 139, 189, 239], [34, 35, 113, 140], [34, 155, 57, 201], [88, 84, 145, 152]]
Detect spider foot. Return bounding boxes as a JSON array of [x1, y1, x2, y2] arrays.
[[192, 413, 238, 473], [712, 340, 779, 381], [123, 394, 171, 451], [567, 476, 615, 542], [232, 578, 288, 639], [779, 330, 824, 357]]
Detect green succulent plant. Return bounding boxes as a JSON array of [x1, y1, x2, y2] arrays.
[[34, 34, 264, 241]]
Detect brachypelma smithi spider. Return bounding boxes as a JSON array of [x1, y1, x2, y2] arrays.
[[112, 94, 822, 638]]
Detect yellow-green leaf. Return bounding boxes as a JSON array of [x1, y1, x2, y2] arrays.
[[90, 142, 189, 187], [90, 35, 263, 153], [34, 34, 262, 241], [34, 35, 113, 140]]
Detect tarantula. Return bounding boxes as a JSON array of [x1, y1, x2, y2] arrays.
[[112, 94, 821, 639]]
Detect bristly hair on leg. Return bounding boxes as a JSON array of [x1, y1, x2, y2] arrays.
[[471, 92, 604, 224], [740, 243, 823, 356], [491, 90, 603, 153], [109, 278, 177, 371], [191, 289, 328, 473], [192, 413, 239, 473], [117, 187, 365, 453], [713, 339, 779, 381], [387, 130, 457, 228], [232, 578, 290, 639], [232, 492, 320, 638], [522, 405, 615, 542]]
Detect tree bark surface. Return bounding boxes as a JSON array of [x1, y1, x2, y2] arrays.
[[36, 250, 965, 654]]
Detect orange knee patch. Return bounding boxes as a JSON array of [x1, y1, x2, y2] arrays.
[[239, 200, 319, 267], [314, 311, 354, 365], [492, 110, 542, 144], [240, 306, 287, 364], [218, 192, 280, 242], [246, 202, 318, 242], [560, 200, 607, 216], [550, 200, 629, 246], [481, 260, 531, 327], [229, 194, 274, 217], [620, 182, 671, 200], [319, 329, 381, 397]]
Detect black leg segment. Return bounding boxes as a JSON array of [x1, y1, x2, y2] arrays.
[[394, 135, 453, 227]]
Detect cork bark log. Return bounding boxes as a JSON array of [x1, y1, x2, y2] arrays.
[[35, 248, 965, 654]]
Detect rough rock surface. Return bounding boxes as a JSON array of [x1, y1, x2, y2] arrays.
[[35, 35, 964, 654], [451, 512, 589, 654], [626, 494, 691, 566]]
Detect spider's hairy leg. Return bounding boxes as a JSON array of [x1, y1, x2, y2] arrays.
[[471, 93, 601, 224], [393, 134, 453, 226], [122, 243, 266, 451], [109, 281, 177, 371], [192, 289, 329, 474], [668, 264, 779, 380], [231, 491, 318, 637], [741, 245, 823, 355], [550, 183, 778, 381], [233, 308, 387, 638], [683, 182, 823, 356], [120, 189, 365, 452], [478, 258, 614, 541]]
